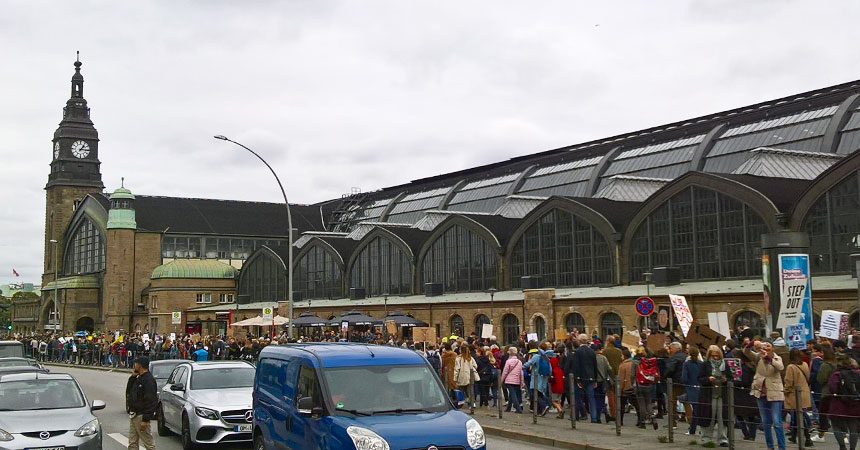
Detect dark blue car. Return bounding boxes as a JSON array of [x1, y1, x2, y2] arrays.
[[253, 343, 486, 450]]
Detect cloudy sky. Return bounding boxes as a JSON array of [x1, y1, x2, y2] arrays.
[[3, 1, 860, 286]]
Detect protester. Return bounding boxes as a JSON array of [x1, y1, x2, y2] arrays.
[[827, 353, 860, 450], [454, 344, 478, 406], [500, 347, 524, 413], [784, 347, 813, 446], [698, 345, 730, 447], [681, 345, 702, 436], [746, 340, 787, 450]]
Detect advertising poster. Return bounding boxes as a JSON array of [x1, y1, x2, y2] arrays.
[[776, 254, 813, 343], [668, 294, 694, 337]]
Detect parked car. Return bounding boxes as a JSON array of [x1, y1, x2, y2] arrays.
[[0, 341, 25, 358], [252, 343, 484, 450], [0, 372, 105, 450], [0, 357, 48, 372], [150, 359, 183, 392], [157, 361, 256, 450]]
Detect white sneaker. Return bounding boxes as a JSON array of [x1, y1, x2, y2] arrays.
[[810, 434, 825, 443]]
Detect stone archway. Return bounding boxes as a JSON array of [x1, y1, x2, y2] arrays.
[[75, 316, 95, 333], [40, 299, 58, 331]]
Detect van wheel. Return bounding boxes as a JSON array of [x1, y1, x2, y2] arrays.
[[181, 414, 196, 450], [156, 406, 170, 436], [254, 433, 266, 450]]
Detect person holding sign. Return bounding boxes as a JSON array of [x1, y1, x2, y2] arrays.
[[698, 345, 730, 447], [744, 340, 787, 450]]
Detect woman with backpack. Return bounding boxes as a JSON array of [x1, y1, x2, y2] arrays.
[[827, 353, 860, 450], [784, 348, 813, 447], [548, 344, 566, 418], [681, 346, 702, 436], [523, 341, 552, 416], [698, 345, 730, 447], [475, 347, 493, 408]]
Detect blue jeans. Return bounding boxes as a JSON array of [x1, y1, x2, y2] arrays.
[[757, 398, 786, 450], [505, 384, 522, 413], [583, 381, 599, 422]]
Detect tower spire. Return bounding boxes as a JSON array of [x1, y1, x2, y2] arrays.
[[71, 52, 84, 99]]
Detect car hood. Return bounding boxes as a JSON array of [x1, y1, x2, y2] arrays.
[[0, 408, 94, 433], [189, 388, 252, 409], [330, 410, 471, 447]]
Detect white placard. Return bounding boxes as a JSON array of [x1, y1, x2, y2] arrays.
[[142, 333, 150, 342], [170, 332, 176, 342], [481, 324, 493, 339], [669, 294, 694, 337], [820, 310, 849, 340], [707, 312, 731, 339], [526, 333, 538, 342], [171, 311, 182, 325], [262, 306, 274, 320]]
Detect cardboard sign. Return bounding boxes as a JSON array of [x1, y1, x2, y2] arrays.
[[669, 294, 694, 337], [684, 322, 726, 351], [555, 329, 569, 341], [646, 333, 666, 353], [707, 312, 731, 339], [526, 333, 538, 343], [481, 324, 494, 339], [413, 327, 437, 343], [820, 310, 850, 341], [143, 333, 150, 342], [786, 323, 807, 350], [169, 332, 176, 342], [621, 333, 640, 350], [171, 312, 182, 325], [385, 320, 397, 336], [725, 358, 742, 381]]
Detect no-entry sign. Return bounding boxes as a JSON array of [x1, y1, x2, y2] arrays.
[[635, 296, 655, 316]]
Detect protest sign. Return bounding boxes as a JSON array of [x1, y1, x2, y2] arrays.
[[526, 333, 538, 343], [646, 333, 666, 353], [707, 312, 731, 339], [669, 294, 694, 337], [684, 322, 726, 351], [413, 327, 437, 343], [776, 255, 814, 345], [725, 358, 742, 381], [820, 310, 850, 340], [621, 333, 640, 350], [481, 324, 493, 339], [786, 323, 807, 350], [385, 320, 397, 336]]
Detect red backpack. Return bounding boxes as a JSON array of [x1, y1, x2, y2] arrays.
[[636, 357, 660, 386]]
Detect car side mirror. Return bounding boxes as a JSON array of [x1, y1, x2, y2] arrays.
[[170, 383, 185, 392], [297, 396, 314, 416], [91, 400, 106, 411]]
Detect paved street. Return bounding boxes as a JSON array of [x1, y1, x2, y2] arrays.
[[53, 366, 549, 450]]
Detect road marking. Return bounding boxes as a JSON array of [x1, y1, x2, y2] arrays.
[[108, 433, 129, 447]]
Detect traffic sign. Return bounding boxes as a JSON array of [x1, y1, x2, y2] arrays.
[[171, 311, 182, 325], [635, 297, 655, 316], [262, 306, 274, 320]]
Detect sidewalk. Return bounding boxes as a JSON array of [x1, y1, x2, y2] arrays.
[[473, 407, 841, 450]]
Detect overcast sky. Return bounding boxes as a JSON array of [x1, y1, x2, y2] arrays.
[[3, 1, 860, 286]]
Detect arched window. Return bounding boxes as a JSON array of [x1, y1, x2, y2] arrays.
[[534, 316, 546, 341], [600, 313, 623, 339], [501, 314, 520, 345], [450, 314, 464, 336], [349, 235, 412, 297], [510, 209, 612, 288], [64, 217, 105, 275], [421, 224, 498, 293], [802, 171, 860, 274], [630, 186, 768, 282], [474, 314, 490, 335], [565, 313, 585, 334], [734, 311, 766, 339], [294, 244, 343, 300], [238, 250, 286, 303]]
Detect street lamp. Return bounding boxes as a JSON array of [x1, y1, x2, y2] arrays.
[[214, 135, 295, 339], [49, 239, 59, 334], [486, 287, 497, 324], [382, 293, 390, 316]]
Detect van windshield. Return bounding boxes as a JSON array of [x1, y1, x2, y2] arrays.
[[322, 364, 449, 415], [0, 344, 24, 358]]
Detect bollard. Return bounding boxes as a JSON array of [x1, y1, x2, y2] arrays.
[[667, 377, 674, 443], [569, 377, 576, 429], [795, 385, 804, 450], [497, 367, 503, 419], [443, 370, 450, 402], [727, 380, 735, 450], [469, 370, 475, 415], [615, 374, 622, 436], [533, 375, 539, 425]]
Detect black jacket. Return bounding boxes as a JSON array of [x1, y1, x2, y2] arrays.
[[572, 345, 598, 381], [665, 351, 687, 382], [126, 371, 158, 420]]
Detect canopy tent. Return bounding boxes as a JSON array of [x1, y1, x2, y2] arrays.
[[230, 316, 267, 327], [273, 315, 290, 326], [380, 311, 428, 327], [291, 312, 330, 327], [328, 309, 378, 326]]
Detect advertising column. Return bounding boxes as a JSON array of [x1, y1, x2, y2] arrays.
[[761, 232, 812, 341]]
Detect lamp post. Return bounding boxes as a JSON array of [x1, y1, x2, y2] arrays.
[[49, 239, 59, 334], [214, 135, 294, 338], [643, 272, 653, 331], [382, 293, 390, 316], [487, 287, 497, 324]]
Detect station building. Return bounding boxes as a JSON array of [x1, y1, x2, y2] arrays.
[[13, 58, 860, 343]]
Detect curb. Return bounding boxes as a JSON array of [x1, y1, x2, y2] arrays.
[[481, 424, 612, 450], [42, 362, 132, 373]]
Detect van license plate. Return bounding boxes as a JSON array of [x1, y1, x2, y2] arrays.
[[234, 424, 252, 432]]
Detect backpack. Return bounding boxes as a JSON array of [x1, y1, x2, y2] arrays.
[[427, 351, 442, 374], [837, 369, 860, 402], [538, 352, 552, 376], [636, 357, 660, 386]]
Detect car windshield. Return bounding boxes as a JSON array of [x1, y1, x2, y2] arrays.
[[0, 345, 24, 358], [323, 364, 449, 415], [151, 363, 180, 379], [0, 379, 85, 410], [0, 359, 30, 368], [191, 367, 255, 390]]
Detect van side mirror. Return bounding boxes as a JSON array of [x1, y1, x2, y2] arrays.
[[453, 389, 465, 404], [297, 397, 314, 416], [170, 383, 185, 392]]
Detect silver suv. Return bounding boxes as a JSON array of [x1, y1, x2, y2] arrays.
[[157, 361, 255, 450], [0, 372, 105, 450]]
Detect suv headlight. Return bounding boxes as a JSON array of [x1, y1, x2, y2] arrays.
[[0, 428, 12, 441], [466, 418, 485, 449], [346, 426, 389, 450], [74, 419, 100, 437], [195, 407, 219, 420]]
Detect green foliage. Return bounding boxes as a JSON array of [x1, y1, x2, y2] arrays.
[[657, 435, 669, 443], [701, 441, 716, 448], [688, 440, 699, 446]]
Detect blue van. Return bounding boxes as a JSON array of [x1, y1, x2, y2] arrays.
[[253, 343, 486, 450]]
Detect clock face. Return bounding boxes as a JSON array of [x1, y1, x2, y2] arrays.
[[53, 142, 60, 159], [71, 140, 90, 159]]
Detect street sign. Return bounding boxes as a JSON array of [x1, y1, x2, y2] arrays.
[[171, 312, 181, 325], [262, 306, 274, 320], [635, 296, 655, 316]]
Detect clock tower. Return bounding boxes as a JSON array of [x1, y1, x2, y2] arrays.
[[43, 54, 105, 282]]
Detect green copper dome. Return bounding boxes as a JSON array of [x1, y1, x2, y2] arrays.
[[151, 259, 238, 280], [109, 186, 135, 200], [107, 185, 137, 230]]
